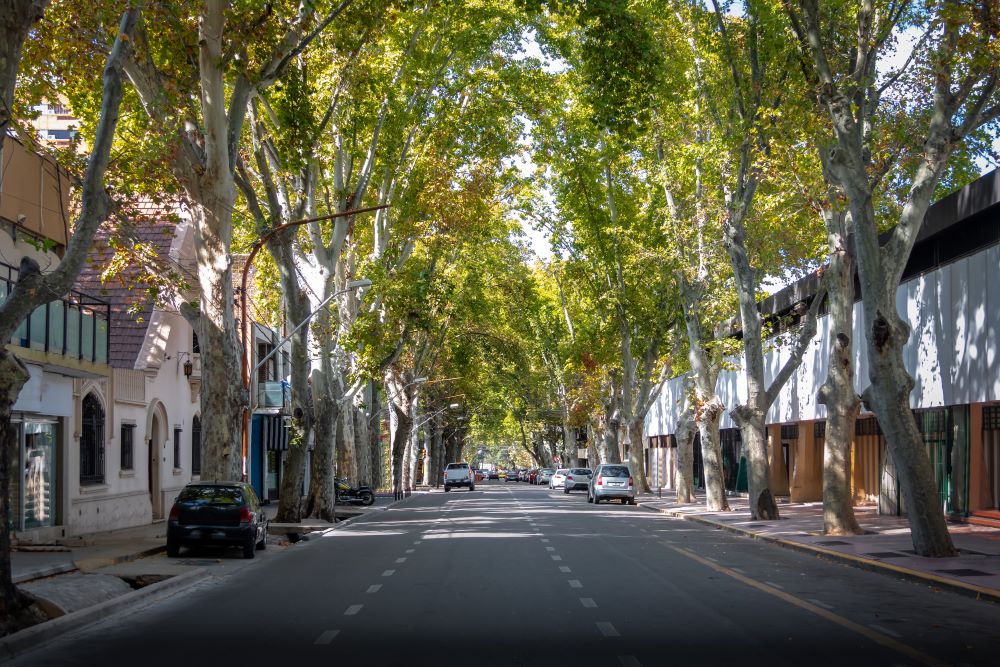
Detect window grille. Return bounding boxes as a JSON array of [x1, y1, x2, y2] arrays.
[[191, 417, 201, 475], [173, 428, 182, 470], [983, 405, 1000, 431], [814, 421, 826, 438], [780, 424, 799, 440], [856, 417, 882, 436], [120, 424, 134, 470], [80, 394, 105, 484]]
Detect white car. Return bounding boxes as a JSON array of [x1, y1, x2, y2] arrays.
[[443, 462, 475, 492], [549, 469, 568, 489]]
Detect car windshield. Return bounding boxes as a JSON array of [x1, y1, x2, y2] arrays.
[[555, 469, 567, 475], [571, 469, 592, 475], [601, 466, 630, 478], [177, 486, 242, 505], [541, 469, 554, 474]]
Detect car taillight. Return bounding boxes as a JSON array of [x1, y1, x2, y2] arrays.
[[628, 476, 634, 487], [597, 475, 603, 486], [168, 504, 179, 521], [567, 475, 573, 480], [239, 506, 252, 523]]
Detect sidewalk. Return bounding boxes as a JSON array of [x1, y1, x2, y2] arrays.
[[637, 490, 1000, 601]]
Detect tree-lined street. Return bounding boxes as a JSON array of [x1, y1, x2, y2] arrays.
[[11, 484, 1000, 665]]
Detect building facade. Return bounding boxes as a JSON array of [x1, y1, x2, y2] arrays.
[[645, 168, 1000, 525]]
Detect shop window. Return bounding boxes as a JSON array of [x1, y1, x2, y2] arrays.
[[80, 393, 105, 485], [23, 422, 57, 529], [121, 423, 135, 470]]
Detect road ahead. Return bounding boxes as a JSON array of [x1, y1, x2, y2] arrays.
[[13, 482, 1000, 666]]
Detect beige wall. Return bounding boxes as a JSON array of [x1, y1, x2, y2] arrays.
[[790, 422, 822, 502], [0, 138, 71, 249]]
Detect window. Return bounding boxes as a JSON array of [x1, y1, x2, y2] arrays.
[[173, 428, 182, 470], [191, 416, 201, 476], [192, 331, 200, 354], [257, 342, 276, 383], [121, 424, 135, 470], [80, 393, 105, 484]]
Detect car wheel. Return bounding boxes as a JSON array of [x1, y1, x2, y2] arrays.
[[166, 539, 180, 558], [257, 524, 267, 550], [587, 494, 593, 503], [469, 485, 475, 492], [444, 486, 451, 492], [243, 533, 256, 559], [563, 487, 569, 494]]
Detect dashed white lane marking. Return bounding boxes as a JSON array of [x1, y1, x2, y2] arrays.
[[807, 598, 832, 610], [568, 580, 582, 589], [705, 556, 718, 563], [545, 546, 556, 552], [596, 622, 620, 637], [541, 538, 550, 543], [406, 549, 415, 554], [551, 555, 563, 561], [395, 557, 407, 563], [344, 605, 363, 616], [413, 541, 422, 545], [870, 624, 903, 639], [382, 569, 395, 577], [559, 566, 571, 573], [764, 581, 783, 590], [731, 567, 746, 574], [314, 630, 340, 645], [619, 656, 642, 667], [580, 597, 597, 608], [366, 585, 382, 593]]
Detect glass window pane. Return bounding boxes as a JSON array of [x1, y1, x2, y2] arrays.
[[48, 300, 65, 353], [95, 316, 108, 364], [29, 304, 46, 350], [66, 305, 80, 357], [81, 310, 94, 361]]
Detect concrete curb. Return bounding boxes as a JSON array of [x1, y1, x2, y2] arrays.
[[0, 567, 211, 663], [13, 564, 77, 585], [637, 501, 1000, 604]]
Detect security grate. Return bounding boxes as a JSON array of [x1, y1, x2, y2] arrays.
[[984, 405, 1000, 431], [856, 417, 882, 436], [781, 424, 799, 440], [814, 421, 826, 438]]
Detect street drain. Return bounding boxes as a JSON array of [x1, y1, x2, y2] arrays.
[[864, 551, 907, 558], [934, 568, 993, 577], [815, 540, 850, 546]]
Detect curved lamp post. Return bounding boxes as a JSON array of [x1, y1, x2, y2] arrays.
[[239, 204, 387, 481]]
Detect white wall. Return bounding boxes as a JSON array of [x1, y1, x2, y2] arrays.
[[646, 243, 1000, 437]]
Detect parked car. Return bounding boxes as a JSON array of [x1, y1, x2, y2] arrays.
[[536, 468, 555, 485], [488, 470, 500, 480], [588, 464, 636, 504], [507, 469, 520, 482], [563, 468, 593, 494], [166, 481, 268, 559], [444, 462, 476, 492], [474, 470, 485, 482], [549, 469, 568, 489]]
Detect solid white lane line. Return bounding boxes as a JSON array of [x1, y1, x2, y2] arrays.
[[559, 566, 571, 573], [382, 569, 395, 577], [568, 579, 582, 589], [870, 624, 903, 639], [807, 598, 833, 610], [344, 605, 363, 616], [314, 630, 340, 645], [551, 555, 563, 561], [545, 546, 555, 552], [580, 597, 597, 608], [731, 567, 746, 574], [765, 581, 783, 590], [619, 656, 642, 667], [396, 557, 407, 563], [366, 584, 382, 593], [596, 622, 620, 637]]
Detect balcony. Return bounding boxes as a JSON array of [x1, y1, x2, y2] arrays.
[[1, 261, 110, 365], [257, 380, 290, 411]]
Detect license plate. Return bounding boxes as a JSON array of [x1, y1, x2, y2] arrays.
[[610, 482, 624, 487]]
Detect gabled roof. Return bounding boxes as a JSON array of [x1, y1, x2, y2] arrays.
[[74, 215, 183, 369]]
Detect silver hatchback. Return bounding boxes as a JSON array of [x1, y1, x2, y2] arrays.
[[563, 468, 593, 493], [588, 464, 635, 504]]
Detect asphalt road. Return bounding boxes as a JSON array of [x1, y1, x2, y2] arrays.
[[11, 481, 1000, 666]]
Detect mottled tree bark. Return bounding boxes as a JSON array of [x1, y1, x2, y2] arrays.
[[674, 408, 697, 503]]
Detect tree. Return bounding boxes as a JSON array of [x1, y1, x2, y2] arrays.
[[785, 0, 999, 556], [0, 4, 139, 629]]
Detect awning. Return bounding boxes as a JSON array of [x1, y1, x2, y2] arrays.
[[260, 414, 290, 451]]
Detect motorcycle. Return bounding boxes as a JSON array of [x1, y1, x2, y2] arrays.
[[335, 477, 375, 506]]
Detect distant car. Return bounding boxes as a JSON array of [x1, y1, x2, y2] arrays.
[[166, 481, 268, 559], [506, 469, 519, 482], [488, 470, 499, 480], [549, 469, 568, 489], [563, 468, 593, 494], [536, 468, 554, 485], [588, 464, 635, 504], [474, 470, 485, 482], [444, 462, 475, 492]]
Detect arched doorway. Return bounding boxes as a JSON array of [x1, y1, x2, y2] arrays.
[[147, 404, 166, 520]]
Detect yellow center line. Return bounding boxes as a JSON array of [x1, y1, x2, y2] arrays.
[[667, 546, 950, 667]]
